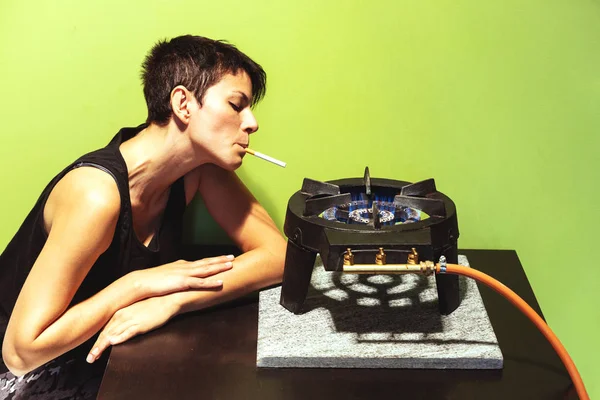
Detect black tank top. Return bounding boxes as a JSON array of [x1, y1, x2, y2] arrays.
[[0, 123, 186, 324]]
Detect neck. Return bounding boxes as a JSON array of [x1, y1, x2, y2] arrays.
[[118, 121, 210, 204]]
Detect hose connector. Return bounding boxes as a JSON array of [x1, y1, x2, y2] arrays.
[[438, 255, 447, 273]]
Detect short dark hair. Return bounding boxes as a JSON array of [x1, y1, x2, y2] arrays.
[[141, 35, 267, 125]]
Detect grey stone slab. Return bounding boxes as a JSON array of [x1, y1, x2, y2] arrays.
[[257, 255, 503, 369]]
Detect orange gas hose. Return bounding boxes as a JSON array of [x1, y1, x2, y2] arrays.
[[438, 263, 589, 400]]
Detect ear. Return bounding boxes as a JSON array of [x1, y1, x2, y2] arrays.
[[170, 85, 195, 125]]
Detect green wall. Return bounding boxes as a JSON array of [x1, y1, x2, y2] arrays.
[[1, 0, 598, 396]]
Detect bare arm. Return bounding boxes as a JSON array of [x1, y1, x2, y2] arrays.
[[173, 164, 286, 314], [87, 164, 286, 360], [1, 168, 230, 375]]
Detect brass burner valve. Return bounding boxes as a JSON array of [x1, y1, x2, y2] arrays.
[[343, 248, 354, 266], [375, 248, 386, 265], [407, 248, 419, 265]]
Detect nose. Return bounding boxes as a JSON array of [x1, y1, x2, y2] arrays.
[[242, 109, 259, 134]]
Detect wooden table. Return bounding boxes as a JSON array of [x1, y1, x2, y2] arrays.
[[97, 249, 577, 400]]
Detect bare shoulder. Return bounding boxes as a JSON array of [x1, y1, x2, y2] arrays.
[[43, 166, 121, 239]]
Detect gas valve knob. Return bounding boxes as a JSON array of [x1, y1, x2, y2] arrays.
[[375, 248, 386, 265]]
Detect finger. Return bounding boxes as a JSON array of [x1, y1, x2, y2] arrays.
[[192, 261, 234, 278], [186, 277, 224, 290], [104, 319, 134, 344], [109, 325, 140, 346], [189, 254, 235, 268], [87, 310, 129, 363], [87, 330, 112, 363], [88, 317, 134, 363]]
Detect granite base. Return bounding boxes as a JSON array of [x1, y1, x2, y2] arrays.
[[257, 255, 503, 369]]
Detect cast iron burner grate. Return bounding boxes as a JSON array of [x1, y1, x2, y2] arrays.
[[280, 167, 461, 315]]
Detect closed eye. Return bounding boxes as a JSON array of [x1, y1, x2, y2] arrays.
[[229, 102, 242, 112]]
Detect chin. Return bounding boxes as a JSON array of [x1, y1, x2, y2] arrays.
[[231, 160, 243, 170], [218, 157, 243, 171]]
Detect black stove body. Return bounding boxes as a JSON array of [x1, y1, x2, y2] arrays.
[[280, 168, 461, 315]]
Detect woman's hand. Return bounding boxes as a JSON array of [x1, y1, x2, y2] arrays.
[[85, 255, 235, 363], [129, 255, 235, 298], [86, 295, 174, 363]]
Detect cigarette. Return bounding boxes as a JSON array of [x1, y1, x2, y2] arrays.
[[245, 148, 287, 168]]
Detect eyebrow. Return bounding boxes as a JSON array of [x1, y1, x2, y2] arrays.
[[233, 90, 252, 104]]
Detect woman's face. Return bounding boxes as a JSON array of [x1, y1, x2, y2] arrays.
[[189, 71, 258, 170]]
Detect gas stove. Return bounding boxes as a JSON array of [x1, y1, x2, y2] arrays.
[[280, 167, 461, 315]]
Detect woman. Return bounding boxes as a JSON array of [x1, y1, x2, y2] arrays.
[[0, 35, 286, 398]]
